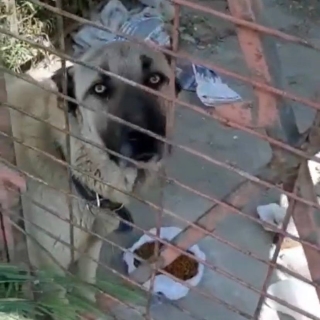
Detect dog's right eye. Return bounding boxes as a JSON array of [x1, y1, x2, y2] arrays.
[[94, 84, 107, 94]]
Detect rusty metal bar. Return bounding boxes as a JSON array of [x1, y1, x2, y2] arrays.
[[172, 0, 320, 52], [1, 149, 317, 295], [3, 1, 320, 119], [2, 99, 320, 252], [254, 166, 300, 317], [55, 0, 75, 265], [0, 66, 24, 264], [28, 0, 320, 53], [3, 65, 320, 219], [0, 65, 12, 262], [128, 0, 314, 290], [7, 209, 251, 319], [255, 162, 320, 317], [228, 0, 299, 140], [2, 22, 320, 121], [0, 30, 317, 174], [2, 1, 320, 318], [2, 163, 319, 317], [0, 108, 318, 320], [3, 179, 318, 320], [293, 163, 320, 291], [3, 176, 319, 320], [145, 2, 182, 318], [0, 31, 319, 173], [1, 55, 319, 170], [2, 83, 320, 320], [129, 181, 259, 283], [1, 110, 320, 300], [5, 213, 147, 320], [3, 126, 320, 257]]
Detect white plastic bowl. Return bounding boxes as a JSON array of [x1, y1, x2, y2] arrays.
[[123, 226, 206, 300]]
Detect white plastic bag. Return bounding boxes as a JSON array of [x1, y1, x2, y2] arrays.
[[256, 203, 298, 236], [257, 203, 316, 320], [265, 278, 320, 320], [123, 226, 206, 300]]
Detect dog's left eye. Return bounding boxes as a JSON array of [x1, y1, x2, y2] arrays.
[[94, 83, 107, 94], [149, 74, 161, 84], [146, 73, 165, 87]]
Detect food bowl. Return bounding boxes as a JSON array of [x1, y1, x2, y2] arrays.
[[123, 227, 206, 300]]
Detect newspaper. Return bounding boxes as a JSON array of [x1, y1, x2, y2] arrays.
[[72, 0, 242, 107]]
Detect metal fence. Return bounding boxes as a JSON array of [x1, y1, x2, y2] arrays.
[[1, 0, 320, 319]]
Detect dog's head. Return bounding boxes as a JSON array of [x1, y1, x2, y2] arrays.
[[52, 41, 181, 202]]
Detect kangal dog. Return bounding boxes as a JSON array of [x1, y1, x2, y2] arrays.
[[5, 41, 181, 302]]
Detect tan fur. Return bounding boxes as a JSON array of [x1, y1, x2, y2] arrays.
[[4, 41, 173, 303]]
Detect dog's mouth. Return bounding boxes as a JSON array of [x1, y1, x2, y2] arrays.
[[117, 131, 163, 167]]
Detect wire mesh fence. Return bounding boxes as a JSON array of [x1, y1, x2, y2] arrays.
[[1, 0, 320, 319]]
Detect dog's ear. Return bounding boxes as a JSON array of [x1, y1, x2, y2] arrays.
[[51, 66, 77, 115], [163, 54, 182, 95]]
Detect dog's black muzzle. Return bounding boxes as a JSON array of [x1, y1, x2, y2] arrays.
[[72, 177, 133, 233]]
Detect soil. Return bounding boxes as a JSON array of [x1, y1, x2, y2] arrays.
[[276, 0, 320, 21], [179, 0, 320, 51]]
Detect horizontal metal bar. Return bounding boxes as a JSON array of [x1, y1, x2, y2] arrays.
[[172, 0, 320, 52], [2, 28, 320, 162], [129, 181, 259, 281], [3, 66, 320, 218], [2, 128, 320, 254], [28, 0, 320, 54], [5, 190, 318, 320], [2, 17, 320, 113]]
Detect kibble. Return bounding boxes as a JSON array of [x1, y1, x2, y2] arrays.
[[133, 242, 198, 281]]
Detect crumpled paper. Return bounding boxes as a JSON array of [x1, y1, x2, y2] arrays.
[[72, 0, 242, 107]]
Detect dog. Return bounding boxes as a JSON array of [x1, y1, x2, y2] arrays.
[[5, 40, 181, 303]]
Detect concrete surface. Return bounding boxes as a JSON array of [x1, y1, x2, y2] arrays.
[[95, 0, 320, 319]]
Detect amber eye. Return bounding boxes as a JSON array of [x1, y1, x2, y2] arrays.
[[148, 74, 161, 84], [94, 83, 107, 94]]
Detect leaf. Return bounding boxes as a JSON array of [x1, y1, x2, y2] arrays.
[[0, 262, 145, 319]]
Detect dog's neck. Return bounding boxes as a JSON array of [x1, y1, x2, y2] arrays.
[[71, 176, 134, 232], [72, 175, 122, 210]]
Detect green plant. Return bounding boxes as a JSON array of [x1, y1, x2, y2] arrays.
[[0, 1, 56, 71], [0, 0, 97, 72], [0, 263, 145, 320]]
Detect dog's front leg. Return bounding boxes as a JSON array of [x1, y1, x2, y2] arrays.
[[77, 236, 103, 303], [77, 212, 119, 303]]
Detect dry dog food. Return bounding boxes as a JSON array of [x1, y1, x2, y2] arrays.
[[133, 242, 198, 281]]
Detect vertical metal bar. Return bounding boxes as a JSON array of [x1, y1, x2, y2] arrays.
[[254, 169, 299, 317], [144, 4, 181, 319], [256, 162, 320, 317], [0, 32, 33, 303], [130, 180, 263, 284], [226, 0, 312, 316], [5, 0, 18, 35], [55, 0, 75, 264], [227, 0, 299, 145], [0, 62, 16, 263], [292, 163, 320, 295]]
